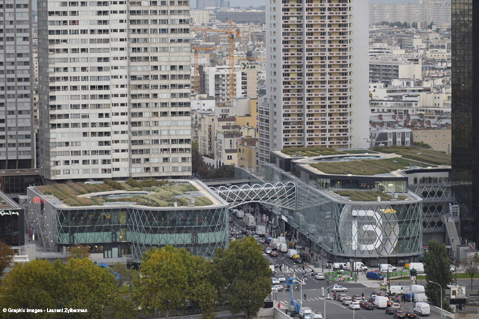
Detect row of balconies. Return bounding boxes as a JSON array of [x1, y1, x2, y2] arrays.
[[304, 28, 348, 32], [306, 76, 348, 81], [282, 28, 303, 32], [283, 125, 303, 130], [282, 36, 303, 41], [283, 77, 303, 81], [283, 133, 304, 138]]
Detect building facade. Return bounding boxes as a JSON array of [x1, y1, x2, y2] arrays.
[[37, 0, 192, 181], [451, 0, 479, 244], [0, 190, 24, 247], [0, 0, 35, 170], [369, 1, 451, 26], [259, 0, 369, 166]]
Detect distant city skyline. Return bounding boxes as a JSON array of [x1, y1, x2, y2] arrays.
[[228, 0, 450, 8]]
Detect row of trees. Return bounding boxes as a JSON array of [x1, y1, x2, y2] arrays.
[[192, 141, 235, 179], [0, 237, 272, 319]]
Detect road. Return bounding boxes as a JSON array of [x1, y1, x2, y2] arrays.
[[228, 213, 444, 319]]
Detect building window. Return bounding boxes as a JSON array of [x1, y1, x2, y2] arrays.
[[227, 155, 232, 160]]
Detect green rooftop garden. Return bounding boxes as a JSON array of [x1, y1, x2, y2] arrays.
[[281, 147, 346, 157], [309, 157, 430, 175], [334, 190, 408, 201], [373, 146, 451, 166], [35, 179, 213, 207]]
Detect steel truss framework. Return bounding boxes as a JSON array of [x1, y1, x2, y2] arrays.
[[413, 185, 451, 232], [211, 182, 296, 210], [261, 164, 423, 259]]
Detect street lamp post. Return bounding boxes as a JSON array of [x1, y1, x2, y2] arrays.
[[300, 275, 306, 307], [323, 285, 336, 319], [429, 281, 442, 319]]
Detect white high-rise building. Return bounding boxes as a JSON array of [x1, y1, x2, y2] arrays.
[[0, 0, 35, 170], [258, 0, 369, 165], [38, 0, 192, 180]]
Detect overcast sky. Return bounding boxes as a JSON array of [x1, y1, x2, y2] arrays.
[[229, 0, 450, 8]]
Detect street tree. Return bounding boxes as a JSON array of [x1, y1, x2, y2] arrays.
[[58, 258, 118, 319], [214, 236, 273, 319], [68, 245, 90, 260], [0, 259, 64, 319], [110, 262, 135, 289], [0, 241, 14, 276], [133, 246, 192, 319], [423, 239, 453, 308], [190, 255, 218, 319], [462, 253, 479, 290]]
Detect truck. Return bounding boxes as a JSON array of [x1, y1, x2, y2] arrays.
[[256, 225, 266, 236], [299, 307, 312, 319], [235, 210, 244, 219], [271, 238, 279, 249], [280, 243, 288, 253], [409, 262, 425, 274], [333, 262, 347, 270], [244, 213, 255, 227], [287, 249, 298, 258], [347, 262, 368, 272], [285, 278, 301, 315], [404, 292, 428, 302], [278, 236, 286, 244]]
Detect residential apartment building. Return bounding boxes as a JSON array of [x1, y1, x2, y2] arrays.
[[203, 66, 257, 104], [237, 136, 259, 174], [369, 1, 451, 26], [259, 0, 369, 165], [37, 0, 192, 180], [0, 0, 35, 170]]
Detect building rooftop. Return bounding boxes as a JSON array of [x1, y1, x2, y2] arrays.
[[0, 190, 22, 210], [33, 180, 220, 208]]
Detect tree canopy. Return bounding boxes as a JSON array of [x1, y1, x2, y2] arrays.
[[0, 241, 14, 275], [423, 239, 453, 309], [463, 253, 479, 290]]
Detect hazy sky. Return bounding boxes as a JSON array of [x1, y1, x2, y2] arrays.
[[229, 0, 450, 8]]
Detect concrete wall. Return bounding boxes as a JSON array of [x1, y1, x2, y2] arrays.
[[412, 129, 451, 153]]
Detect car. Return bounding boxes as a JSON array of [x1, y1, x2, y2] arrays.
[[332, 285, 348, 292], [271, 251, 278, 257], [273, 284, 283, 291], [386, 303, 401, 314], [380, 283, 388, 290], [364, 302, 374, 310], [265, 247, 272, 254], [349, 301, 360, 310], [359, 300, 367, 308], [272, 277, 280, 285], [315, 273, 326, 280], [405, 311, 416, 318], [352, 295, 363, 301], [450, 265, 456, 272], [370, 292, 378, 298], [337, 293, 347, 301], [394, 310, 406, 318], [294, 257, 303, 264], [342, 297, 352, 306], [278, 275, 286, 282]]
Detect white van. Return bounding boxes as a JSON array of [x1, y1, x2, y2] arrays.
[[373, 296, 388, 309], [389, 285, 404, 295], [299, 307, 312, 319], [414, 302, 430, 316], [409, 262, 425, 273], [311, 312, 323, 319], [411, 285, 425, 293], [380, 264, 397, 272]]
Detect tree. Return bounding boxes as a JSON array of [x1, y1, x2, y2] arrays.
[[111, 290, 138, 319], [110, 262, 135, 289], [190, 255, 218, 319], [0, 241, 14, 276], [463, 253, 479, 290], [214, 237, 273, 319], [423, 240, 453, 308], [68, 244, 91, 260], [0, 259, 63, 319], [133, 246, 192, 319]]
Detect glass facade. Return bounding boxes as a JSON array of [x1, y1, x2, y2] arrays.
[[0, 210, 24, 246], [26, 186, 229, 261], [264, 164, 423, 259], [452, 0, 478, 243]]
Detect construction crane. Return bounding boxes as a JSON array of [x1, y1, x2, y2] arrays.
[[192, 20, 241, 102], [192, 45, 221, 94]]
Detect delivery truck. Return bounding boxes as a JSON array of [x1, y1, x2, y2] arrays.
[[244, 213, 256, 227], [256, 225, 266, 236]]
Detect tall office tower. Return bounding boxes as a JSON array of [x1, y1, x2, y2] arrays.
[[258, 0, 369, 165], [38, 0, 192, 181], [451, 0, 478, 243], [0, 0, 35, 169]]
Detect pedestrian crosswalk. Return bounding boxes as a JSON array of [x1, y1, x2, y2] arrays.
[[278, 297, 325, 305]]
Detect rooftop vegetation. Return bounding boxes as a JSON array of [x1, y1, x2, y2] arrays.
[[310, 157, 429, 175], [373, 146, 451, 166], [35, 179, 213, 207], [334, 190, 408, 201], [281, 147, 346, 157]]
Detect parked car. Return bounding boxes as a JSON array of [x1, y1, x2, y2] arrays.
[[315, 273, 326, 280], [272, 277, 280, 285], [332, 285, 348, 292], [386, 303, 401, 314], [349, 302, 360, 310], [278, 275, 286, 282], [394, 310, 406, 319]]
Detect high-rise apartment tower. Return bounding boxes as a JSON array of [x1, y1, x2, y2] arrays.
[[451, 0, 479, 244], [259, 0, 369, 164], [38, 0, 192, 181], [0, 0, 35, 169]]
